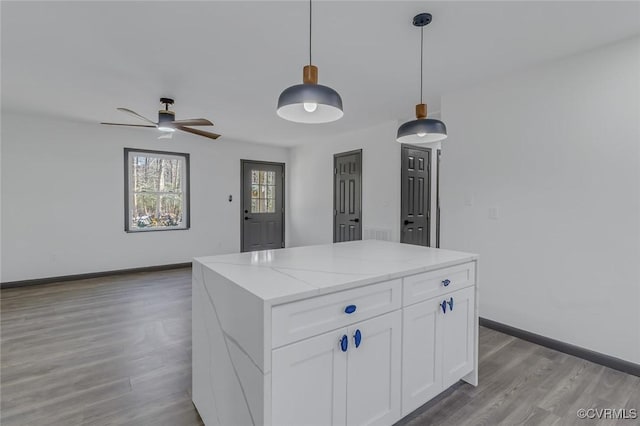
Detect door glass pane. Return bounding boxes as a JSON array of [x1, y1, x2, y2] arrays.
[[250, 169, 276, 213]]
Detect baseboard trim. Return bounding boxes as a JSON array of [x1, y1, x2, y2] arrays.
[[479, 317, 640, 377], [1, 262, 192, 289]]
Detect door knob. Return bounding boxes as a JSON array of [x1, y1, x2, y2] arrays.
[[349, 218, 360, 223], [404, 220, 414, 225], [244, 216, 253, 220]]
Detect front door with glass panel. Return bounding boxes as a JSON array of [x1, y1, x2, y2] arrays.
[[241, 160, 285, 252]]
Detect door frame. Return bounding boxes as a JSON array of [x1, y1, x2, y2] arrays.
[[240, 159, 286, 252], [400, 144, 432, 246], [333, 149, 363, 243], [436, 148, 441, 248]]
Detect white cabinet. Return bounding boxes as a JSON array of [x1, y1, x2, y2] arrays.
[[402, 298, 443, 414], [272, 279, 401, 348], [402, 286, 476, 416], [403, 262, 475, 305], [272, 311, 401, 426], [192, 242, 478, 426], [272, 328, 347, 426], [346, 311, 401, 426], [441, 286, 475, 388]]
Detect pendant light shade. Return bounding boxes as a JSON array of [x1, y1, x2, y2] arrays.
[[397, 118, 447, 143], [277, 67, 343, 123], [277, 1, 343, 123], [397, 13, 447, 143], [397, 102, 446, 143]]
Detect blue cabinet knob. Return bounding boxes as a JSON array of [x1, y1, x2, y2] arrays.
[[447, 297, 454, 311], [441, 300, 447, 314], [353, 329, 362, 348], [340, 335, 348, 352], [344, 305, 357, 314], [442, 279, 451, 287]]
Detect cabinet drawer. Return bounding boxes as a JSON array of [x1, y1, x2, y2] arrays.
[[272, 279, 401, 348], [403, 262, 475, 306]]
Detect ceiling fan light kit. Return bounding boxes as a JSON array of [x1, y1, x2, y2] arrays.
[[396, 13, 447, 143], [157, 98, 177, 132], [277, 0, 343, 123]]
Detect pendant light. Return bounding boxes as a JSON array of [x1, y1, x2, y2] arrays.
[[397, 13, 447, 143], [277, 0, 343, 123]]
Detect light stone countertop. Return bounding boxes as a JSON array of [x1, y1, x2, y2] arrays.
[[194, 240, 478, 305]]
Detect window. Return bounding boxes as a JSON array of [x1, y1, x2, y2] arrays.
[[250, 170, 276, 213], [124, 148, 190, 232]]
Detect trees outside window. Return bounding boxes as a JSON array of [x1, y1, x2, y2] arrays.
[[124, 148, 190, 232]]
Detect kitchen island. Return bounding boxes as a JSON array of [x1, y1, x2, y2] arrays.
[[192, 240, 478, 426]]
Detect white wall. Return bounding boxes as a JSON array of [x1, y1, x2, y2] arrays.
[[440, 36, 640, 363], [289, 121, 401, 247], [1, 112, 289, 282]]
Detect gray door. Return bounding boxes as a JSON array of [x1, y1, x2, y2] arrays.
[[334, 150, 362, 243], [241, 160, 285, 252], [401, 144, 431, 246]]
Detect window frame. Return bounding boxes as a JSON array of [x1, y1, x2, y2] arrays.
[[124, 148, 191, 233]]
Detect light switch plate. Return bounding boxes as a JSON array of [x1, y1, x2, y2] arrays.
[[489, 207, 499, 220]]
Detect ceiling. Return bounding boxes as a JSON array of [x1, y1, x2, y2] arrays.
[[2, 1, 639, 147]]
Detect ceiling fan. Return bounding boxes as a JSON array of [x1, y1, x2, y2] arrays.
[[101, 98, 221, 140]]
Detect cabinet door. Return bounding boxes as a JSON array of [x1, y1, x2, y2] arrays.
[[441, 286, 475, 389], [272, 329, 348, 426], [346, 311, 402, 426], [402, 298, 443, 416]]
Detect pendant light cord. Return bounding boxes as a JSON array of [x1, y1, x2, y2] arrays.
[[309, 0, 312, 66], [420, 26, 424, 104]]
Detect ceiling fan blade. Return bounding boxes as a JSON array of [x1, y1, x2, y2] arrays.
[[170, 118, 213, 126], [176, 125, 221, 140], [101, 122, 157, 128], [116, 108, 157, 125]]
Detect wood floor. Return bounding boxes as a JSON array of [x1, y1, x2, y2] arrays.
[[1, 268, 202, 426], [2, 268, 638, 426]]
